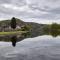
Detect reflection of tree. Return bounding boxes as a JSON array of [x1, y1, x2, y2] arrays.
[[21, 32, 32, 38], [11, 36, 17, 47], [50, 29, 59, 37], [10, 32, 31, 47]]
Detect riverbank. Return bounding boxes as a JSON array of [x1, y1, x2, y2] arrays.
[[0, 31, 28, 36]]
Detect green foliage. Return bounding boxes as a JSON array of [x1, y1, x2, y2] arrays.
[[51, 23, 59, 29], [11, 17, 16, 29], [43, 25, 50, 33], [50, 23, 60, 37], [21, 25, 31, 31], [43, 23, 60, 37]]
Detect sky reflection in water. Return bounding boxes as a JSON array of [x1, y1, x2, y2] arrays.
[[0, 35, 60, 60]]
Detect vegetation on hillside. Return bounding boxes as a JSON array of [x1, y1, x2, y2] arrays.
[[0, 17, 60, 37], [0, 17, 31, 32]]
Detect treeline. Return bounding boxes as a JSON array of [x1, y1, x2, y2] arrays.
[[43, 23, 60, 37]]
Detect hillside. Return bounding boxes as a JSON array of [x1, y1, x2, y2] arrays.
[[0, 17, 47, 37]]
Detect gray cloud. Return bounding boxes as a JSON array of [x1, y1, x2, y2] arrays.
[[0, 0, 60, 23]]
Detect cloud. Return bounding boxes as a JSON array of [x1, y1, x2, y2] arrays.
[[0, 0, 60, 23]]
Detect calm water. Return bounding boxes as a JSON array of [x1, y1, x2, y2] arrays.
[[0, 35, 60, 60]]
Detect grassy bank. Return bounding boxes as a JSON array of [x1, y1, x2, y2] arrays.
[[0, 31, 28, 36]]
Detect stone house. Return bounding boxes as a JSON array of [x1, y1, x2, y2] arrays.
[[0, 25, 21, 32]]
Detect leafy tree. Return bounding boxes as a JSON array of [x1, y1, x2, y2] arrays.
[[11, 17, 16, 29], [51, 23, 59, 29], [21, 25, 31, 31], [49, 23, 60, 37]]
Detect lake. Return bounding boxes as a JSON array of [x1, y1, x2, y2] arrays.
[[0, 35, 60, 60]]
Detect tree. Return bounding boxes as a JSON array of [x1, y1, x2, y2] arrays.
[[21, 25, 31, 31], [11, 17, 16, 29], [50, 23, 59, 37], [51, 23, 58, 29]]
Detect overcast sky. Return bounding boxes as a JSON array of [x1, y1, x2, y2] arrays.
[[0, 0, 60, 24]]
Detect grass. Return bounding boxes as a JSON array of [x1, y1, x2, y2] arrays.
[[0, 31, 28, 36]]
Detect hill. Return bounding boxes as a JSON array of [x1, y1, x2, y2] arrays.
[[0, 17, 47, 37]]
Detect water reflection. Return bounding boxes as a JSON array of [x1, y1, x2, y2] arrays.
[[11, 36, 17, 47], [50, 29, 59, 37], [0, 30, 60, 47], [10, 32, 30, 47]]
